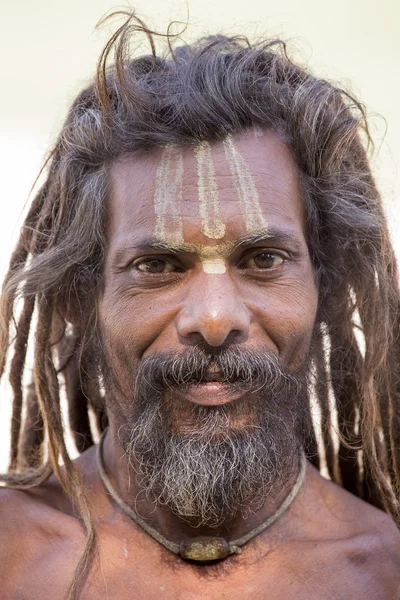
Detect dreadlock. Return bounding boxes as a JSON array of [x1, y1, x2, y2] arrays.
[[1, 9, 400, 599]]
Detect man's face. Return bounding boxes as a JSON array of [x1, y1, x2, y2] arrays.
[[99, 129, 318, 525]]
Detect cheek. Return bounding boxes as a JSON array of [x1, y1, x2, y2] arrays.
[[249, 278, 318, 367], [280, 284, 318, 365], [98, 292, 139, 371], [98, 285, 180, 361]]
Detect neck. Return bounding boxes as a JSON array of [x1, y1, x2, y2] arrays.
[[101, 425, 306, 545]]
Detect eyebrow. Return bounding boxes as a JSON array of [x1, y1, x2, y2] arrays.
[[113, 228, 303, 262]]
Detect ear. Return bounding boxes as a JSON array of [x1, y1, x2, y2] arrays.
[[316, 279, 349, 330], [56, 286, 98, 330]]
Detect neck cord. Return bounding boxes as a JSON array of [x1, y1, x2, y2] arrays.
[[97, 430, 306, 561]]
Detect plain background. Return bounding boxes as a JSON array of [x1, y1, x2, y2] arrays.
[[0, 0, 399, 469]]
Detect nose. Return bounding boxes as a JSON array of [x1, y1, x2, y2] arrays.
[[176, 273, 250, 347]]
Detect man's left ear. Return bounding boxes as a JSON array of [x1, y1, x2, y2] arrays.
[[55, 287, 98, 331], [315, 280, 348, 330]]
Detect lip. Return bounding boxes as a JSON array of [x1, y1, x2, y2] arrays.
[[174, 381, 247, 406]]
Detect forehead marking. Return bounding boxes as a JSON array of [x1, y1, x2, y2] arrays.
[[154, 145, 184, 244], [195, 243, 234, 275], [202, 258, 226, 274], [195, 142, 226, 240], [153, 137, 268, 275], [223, 135, 267, 232]]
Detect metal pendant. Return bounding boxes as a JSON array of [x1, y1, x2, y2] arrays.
[[179, 536, 231, 562]]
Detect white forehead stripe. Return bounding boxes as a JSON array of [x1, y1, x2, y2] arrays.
[[223, 135, 267, 232], [195, 142, 226, 240], [154, 145, 184, 244], [201, 258, 226, 274]]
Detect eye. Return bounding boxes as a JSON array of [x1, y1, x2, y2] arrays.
[[135, 258, 181, 274], [244, 252, 285, 270]]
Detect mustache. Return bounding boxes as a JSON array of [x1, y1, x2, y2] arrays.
[[122, 345, 308, 527], [134, 346, 298, 395]]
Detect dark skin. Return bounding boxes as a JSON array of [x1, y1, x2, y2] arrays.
[[1, 130, 400, 599]]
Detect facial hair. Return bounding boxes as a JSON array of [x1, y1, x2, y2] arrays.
[[113, 346, 312, 528]]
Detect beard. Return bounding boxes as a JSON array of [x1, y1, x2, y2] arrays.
[[108, 345, 312, 528]]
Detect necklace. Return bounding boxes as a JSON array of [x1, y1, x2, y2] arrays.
[[97, 431, 306, 562]]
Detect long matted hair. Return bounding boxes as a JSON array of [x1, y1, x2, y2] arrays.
[[1, 10, 399, 598]]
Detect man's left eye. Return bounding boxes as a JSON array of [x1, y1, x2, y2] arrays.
[[244, 252, 285, 269], [136, 259, 178, 274]]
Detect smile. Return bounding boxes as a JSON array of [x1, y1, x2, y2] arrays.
[[174, 380, 248, 406]]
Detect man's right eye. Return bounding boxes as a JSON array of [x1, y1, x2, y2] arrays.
[[134, 258, 181, 274]]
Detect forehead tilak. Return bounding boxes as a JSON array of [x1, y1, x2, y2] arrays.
[[153, 145, 184, 245], [195, 141, 226, 240], [222, 135, 267, 233], [153, 137, 268, 273]]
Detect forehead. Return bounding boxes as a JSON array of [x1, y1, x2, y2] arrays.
[[108, 129, 305, 243]]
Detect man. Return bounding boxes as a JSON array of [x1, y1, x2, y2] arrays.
[[0, 11, 399, 600]]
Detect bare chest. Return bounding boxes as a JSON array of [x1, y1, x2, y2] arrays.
[[84, 547, 399, 600], [4, 535, 399, 600]]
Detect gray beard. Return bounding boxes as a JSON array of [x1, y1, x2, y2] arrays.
[[115, 349, 310, 528]]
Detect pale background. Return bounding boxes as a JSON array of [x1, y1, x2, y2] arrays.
[[0, 0, 399, 470]]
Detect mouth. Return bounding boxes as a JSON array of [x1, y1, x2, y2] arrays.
[[174, 379, 248, 406]]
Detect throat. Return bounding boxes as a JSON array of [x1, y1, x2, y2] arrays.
[[98, 430, 306, 562]]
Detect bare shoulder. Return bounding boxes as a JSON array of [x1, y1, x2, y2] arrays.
[[330, 496, 400, 597], [279, 465, 400, 599], [0, 481, 83, 594], [0, 476, 74, 525], [302, 465, 400, 580], [0, 447, 99, 540], [0, 479, 79, 544]]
